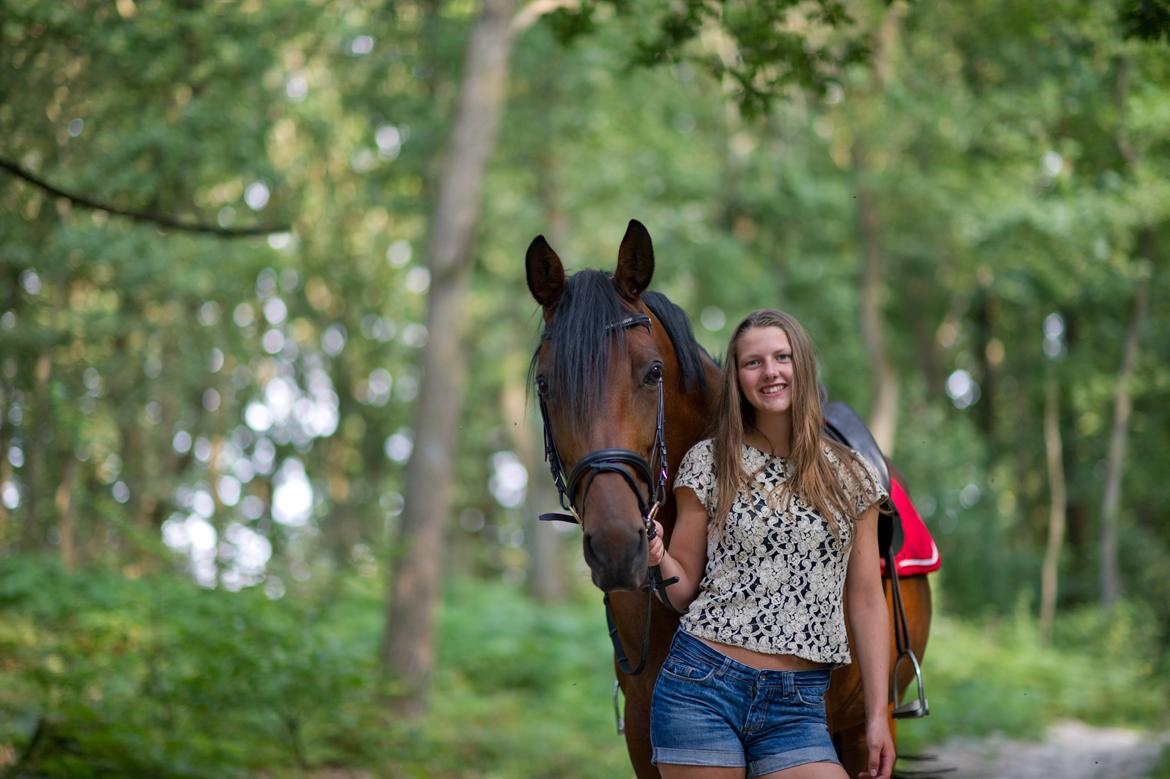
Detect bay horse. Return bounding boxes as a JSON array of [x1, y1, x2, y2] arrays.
[[526, 219, 932, 778]]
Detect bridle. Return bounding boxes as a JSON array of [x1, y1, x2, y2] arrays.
[[535, 312, 680, 677], [537, 313, 667, 530]]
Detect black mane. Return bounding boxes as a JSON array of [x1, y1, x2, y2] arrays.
[[642, 290, 711, 395], [530, 271, 711, 435]]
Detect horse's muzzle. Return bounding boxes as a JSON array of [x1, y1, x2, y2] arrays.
[[583, 527, 649, 592]]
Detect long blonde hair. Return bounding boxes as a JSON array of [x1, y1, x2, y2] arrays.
[[710, 310, 865, 539]]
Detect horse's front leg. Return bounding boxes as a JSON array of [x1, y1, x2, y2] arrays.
[[609, 592, 681, 779]]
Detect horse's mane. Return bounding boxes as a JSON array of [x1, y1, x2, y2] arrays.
[[530, 271, 711, 436], [642, 290, 711, 395]]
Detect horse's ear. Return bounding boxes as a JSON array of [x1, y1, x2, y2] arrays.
[[614, 219, 654, 302], [526, 235, 565, 312]]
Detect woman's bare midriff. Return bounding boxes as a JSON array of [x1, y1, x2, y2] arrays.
[[697, 636, 830, 671]]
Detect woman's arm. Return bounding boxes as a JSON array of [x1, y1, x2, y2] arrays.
[[846, 505, 894, 779], [647, 487, 709, 611]]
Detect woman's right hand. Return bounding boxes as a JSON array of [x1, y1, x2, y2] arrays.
[[647, 520, 666, 566]]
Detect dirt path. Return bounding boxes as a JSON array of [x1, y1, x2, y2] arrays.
[[911, 720, 1170, 779]]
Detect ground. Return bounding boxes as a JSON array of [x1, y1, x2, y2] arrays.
[[912, 720, 1170, 779]]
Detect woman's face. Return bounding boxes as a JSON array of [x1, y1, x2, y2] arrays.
[[736, 326, 795, 418]]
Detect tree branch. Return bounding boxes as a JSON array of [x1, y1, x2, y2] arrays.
[[0, 157, 290, 238], [511, 0, 579, 35]]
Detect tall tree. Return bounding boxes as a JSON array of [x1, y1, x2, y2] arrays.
[[1099, 269, 1148, 607], [1039, 375, 1067, 641], [850, 2, 905, 453], [381, 0, 520, 714]]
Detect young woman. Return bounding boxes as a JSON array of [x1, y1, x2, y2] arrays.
[[647, 309, 894, 779]]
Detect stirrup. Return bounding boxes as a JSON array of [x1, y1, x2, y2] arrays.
[[892, 649, 929, 719]]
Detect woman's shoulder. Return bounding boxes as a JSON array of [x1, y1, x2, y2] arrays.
[[820, 440, 865, 471], [682, 438, 716, 463], [821, 442, 885, 500]]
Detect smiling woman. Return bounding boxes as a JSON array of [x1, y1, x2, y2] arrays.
[[648, 309, 896, 779]]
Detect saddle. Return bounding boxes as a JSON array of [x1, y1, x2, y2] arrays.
[[822, 399, 902, 557]]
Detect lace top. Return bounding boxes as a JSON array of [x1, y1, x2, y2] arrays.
[[673, 438, 887, 665]]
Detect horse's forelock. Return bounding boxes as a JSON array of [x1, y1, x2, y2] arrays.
[[532, 273, 713, 440], [536, 270, 629, 436]]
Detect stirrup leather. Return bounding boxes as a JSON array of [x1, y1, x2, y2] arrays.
[[885, 547, 930, 719]]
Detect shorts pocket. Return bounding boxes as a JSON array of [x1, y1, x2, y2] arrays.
[[793, 679, 829, 707], [660, 652, 716, 683]]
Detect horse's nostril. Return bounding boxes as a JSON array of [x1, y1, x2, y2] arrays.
[[582, 532, 597, 566]]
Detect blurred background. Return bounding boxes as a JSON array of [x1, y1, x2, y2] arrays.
[[1, 0, 1169, 777]]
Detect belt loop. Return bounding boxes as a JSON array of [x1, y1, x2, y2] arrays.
[[782, 672, 795, 697]]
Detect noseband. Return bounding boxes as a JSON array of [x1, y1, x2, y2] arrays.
[[535, 312, 680, 679]]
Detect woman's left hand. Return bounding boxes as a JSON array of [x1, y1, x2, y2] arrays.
[[858, 718, 894, 779]]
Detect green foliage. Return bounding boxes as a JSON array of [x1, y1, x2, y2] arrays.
[[897, 606, 1170, 755], [4, 1, 1170, 770], [550, 0, 878, 115], [1119, 0, 1170, 42], [391, 579, 630, 779], [3, 561, 1166, 777], [1155, 744, 1170, 779], [0, 561, 634, 779], [0, 557, 386, 778]]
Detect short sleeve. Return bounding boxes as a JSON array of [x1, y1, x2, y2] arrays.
[[674, 439, 716, 514], [848, 449, 888, 519]]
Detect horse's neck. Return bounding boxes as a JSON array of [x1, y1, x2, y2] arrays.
[[663, 356, 721, 522]]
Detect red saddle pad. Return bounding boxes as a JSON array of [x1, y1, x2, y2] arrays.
[[882, 476, 941, 577]]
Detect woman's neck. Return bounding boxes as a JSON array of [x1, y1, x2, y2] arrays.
[[747, 416, 792, 457]]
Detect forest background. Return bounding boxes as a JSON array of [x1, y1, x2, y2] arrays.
[[2, 0, 1170, 777]]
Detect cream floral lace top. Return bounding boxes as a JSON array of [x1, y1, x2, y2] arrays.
[[674, 438, 886, 665]]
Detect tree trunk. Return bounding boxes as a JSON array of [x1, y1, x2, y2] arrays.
[[524, 413, 566, 603], [1099, 270, 1148, 609], [19, 351, 52, 550], [523, 154, 569, 602], [972, 285, 997, 441], [501, 360, 566, 603], [0, 379, 12, 544], [1039, 376, 1066, 642], [55, 451, 78, 569], [1098, 57, 1150, 610], [852, 139, 899, 456], [381, 0, 518, 716], [209, 437, 226, 586], [850, 4, 904, 455]]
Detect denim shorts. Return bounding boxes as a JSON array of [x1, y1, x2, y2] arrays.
[[650, 630, 840, 776]]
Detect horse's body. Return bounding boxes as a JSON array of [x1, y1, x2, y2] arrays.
[[527, 220, 930, 778]]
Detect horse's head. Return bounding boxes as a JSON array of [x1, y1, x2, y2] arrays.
[[526, 220, 679, 592]]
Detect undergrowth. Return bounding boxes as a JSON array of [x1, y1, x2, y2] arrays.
[[1, 559, 1166, 778]]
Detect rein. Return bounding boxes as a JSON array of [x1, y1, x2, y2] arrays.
[[536, 313, 681, 676]]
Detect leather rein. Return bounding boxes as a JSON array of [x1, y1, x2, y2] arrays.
[[536, 313, 681, 675]]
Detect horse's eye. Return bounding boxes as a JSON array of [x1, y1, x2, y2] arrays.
[[536, 376, 549, 397], [645, 363, 663, 385]]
